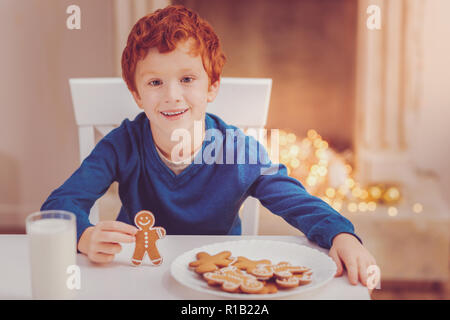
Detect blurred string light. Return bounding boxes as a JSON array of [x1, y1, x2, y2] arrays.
[[263, 129, 424, 217]]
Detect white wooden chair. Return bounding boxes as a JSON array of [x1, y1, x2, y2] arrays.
[[69, 77, 272, 235]]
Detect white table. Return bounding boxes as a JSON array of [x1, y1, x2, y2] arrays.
[[0, 235, 370, 300]]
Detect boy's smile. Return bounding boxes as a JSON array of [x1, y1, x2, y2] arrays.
[[131, 39, 220, 160]]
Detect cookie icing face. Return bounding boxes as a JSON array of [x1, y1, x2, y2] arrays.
[[134, 211, 155, 230]]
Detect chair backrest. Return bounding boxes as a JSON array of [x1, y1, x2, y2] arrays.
[[69, 77, 272, 235]]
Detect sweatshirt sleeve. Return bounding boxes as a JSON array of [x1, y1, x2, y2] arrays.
[[249, 161, 362, 249], [41, 136, 119, 244]]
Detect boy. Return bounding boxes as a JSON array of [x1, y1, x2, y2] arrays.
[[41, 5, 376, 287]]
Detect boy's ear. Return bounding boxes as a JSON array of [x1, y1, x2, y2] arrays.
[[206, 79, 220, 103], [131, 90, 144, 109]]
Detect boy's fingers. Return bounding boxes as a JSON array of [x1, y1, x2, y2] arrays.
[[97, 242, 122, 255], [100, 230, 136, 244], [99, 221, 138, 235], [358, 259, 369, 287], [328, 249, 343, 277], [345, 260, 359, 285], [91, 252, 115, 264]]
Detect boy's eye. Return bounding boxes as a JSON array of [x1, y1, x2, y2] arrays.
[[148, 80, 162, 86], [181, 77, 194, 83]]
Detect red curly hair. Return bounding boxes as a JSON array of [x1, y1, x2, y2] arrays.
[[121, 5, 226, 95]]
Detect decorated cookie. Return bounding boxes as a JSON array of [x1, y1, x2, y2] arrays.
[[293, 270, 313, 285], [247, 263, 274, 280], [259, 281, 279, 294], [275, 276, 301, 289], [247, 261, 310, 281], [189, 251, 234, 274], [232, 257, 272, 278], [276, 271, 313, 288], [203, 266, 265, 294], [131, 210, 166, 266], [232, 256, 272, 271], [271, 262, 310, 279], [187, 251, 313, 294], [273, 265, 312, 289]]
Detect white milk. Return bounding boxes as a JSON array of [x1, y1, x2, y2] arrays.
[[27, 218, 76, 299]]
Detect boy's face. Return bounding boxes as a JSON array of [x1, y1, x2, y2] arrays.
[[132, 39, 220, 139]]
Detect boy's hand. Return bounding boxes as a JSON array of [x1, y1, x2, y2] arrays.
[[78, 221, 138, 264], [328, 233, 377, 290]]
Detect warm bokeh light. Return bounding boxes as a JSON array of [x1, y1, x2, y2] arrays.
[[307, 176, 317, 186], [345, 178, 355, 188], [307, 129, 318, 140], [384, 187, 400, 203], [318, 166, 327, 176], [388, 207, 398, 217], [326, 188, 336, 198], [360, 190, 369, 200], [287, 133, 296, 144], [369, 186, 382, 199], [358, 202, 368, 212], [352, 187, 362, 198], [279, 134, 288, 146], [313, 138, 323, 148], [290, 145, 299, 156], [348, 202, 358, 212], [412, 203, 423, 213], [270, 129, 405, 216], [315, 149, 326, 158], [290, 158, 300, 168]]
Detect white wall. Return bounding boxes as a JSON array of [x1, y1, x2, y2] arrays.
[[0, 0, 115, 230]]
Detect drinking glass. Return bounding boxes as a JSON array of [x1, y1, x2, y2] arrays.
[[26, 210, 77, 299]]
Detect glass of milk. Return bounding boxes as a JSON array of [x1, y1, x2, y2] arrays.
[[26, 210, 77, 299]]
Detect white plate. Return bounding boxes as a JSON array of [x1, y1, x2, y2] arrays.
[[170, 239, 337, 299]]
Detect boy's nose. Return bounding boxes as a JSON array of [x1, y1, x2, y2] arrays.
[[163, 81, 183, 104]]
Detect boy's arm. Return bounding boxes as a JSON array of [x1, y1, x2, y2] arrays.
[[41, 137, 119, 244], [249, 163, 362, 249]]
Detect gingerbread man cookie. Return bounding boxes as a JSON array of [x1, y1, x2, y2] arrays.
[[248, 263, 274, 280], [293, 271, 313, 286], [271, 262, 310, 278], [189, 251, 234, 274], [187, 250, 314, 294], [203, 266, 265, 294], [275, 271, 313, 288], [232, 257, 272, 274], [131, 210, 166, 266], [259, 281, 279, 294]]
